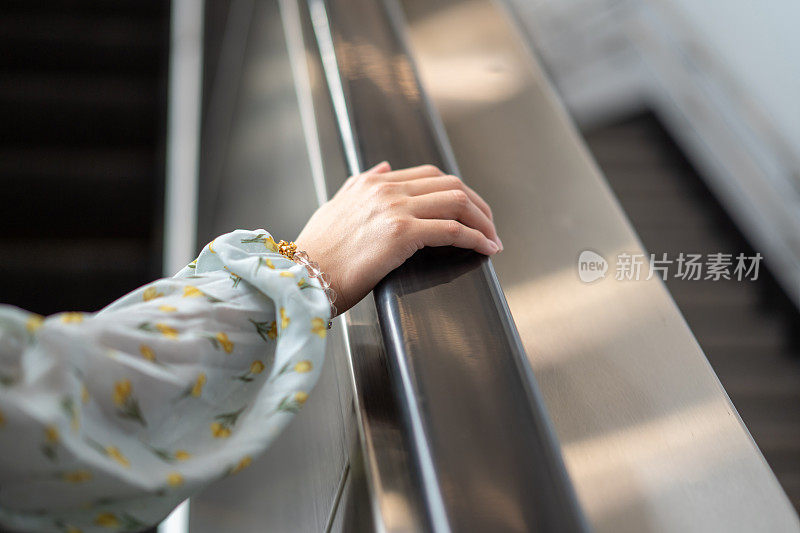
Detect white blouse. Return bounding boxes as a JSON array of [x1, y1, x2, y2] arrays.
[[0, 229, 330, 532]]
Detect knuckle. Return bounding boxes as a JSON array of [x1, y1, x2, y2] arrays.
[[450, 189, 469, 208], [387, 216, 410, 237], [445, 220, 462, 240], [374, 181, 396, 197], [421, 164, 443, 175], [363, 172, 380, 185], [386, 195, 405, 211], [444, 175, 462, 189]]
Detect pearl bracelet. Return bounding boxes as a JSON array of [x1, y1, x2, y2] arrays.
[[277, 240, 337, 328]]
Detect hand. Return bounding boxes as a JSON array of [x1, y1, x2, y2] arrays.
[[295, 162, 502, 314]]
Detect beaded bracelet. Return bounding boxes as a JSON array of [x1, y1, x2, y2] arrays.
[[277, 240, 337, 328]]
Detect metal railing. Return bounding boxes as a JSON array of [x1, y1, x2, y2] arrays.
[[300, 0, 588, 530]]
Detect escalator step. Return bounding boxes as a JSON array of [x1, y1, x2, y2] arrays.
[[0, 238, 154, 315]]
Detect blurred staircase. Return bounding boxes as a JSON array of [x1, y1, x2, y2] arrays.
[[585, 113, 800, 511], [0, 0, 170, 315]]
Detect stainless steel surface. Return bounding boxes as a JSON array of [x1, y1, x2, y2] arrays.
[[295, 0, 429, 529], [198, 1, 315, 244], [395, 0, 800, 531], [189, 3, 357, 531], [191, 0, 426, 530], [317, 0, 587, 531]]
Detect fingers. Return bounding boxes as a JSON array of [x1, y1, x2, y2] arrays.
[[408, 190, 500, 249], [377, 164, 445, 182], [412, 219, 498, 256], [402, 175, 493, 222], [366, 161, 392, 174], [341, 161, 391, 193]]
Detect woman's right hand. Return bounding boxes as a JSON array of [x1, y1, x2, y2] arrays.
[[295, 162, 502, 314]]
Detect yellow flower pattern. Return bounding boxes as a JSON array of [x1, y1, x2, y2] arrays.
[[249, 319, 277, 341], [112, 380, 146, 426], [174, 450, 192, 461], [205, 332, 234, 353], [45, 425, 60, 444], [156, 323, 179, 339], [294, 392, 309, 405], [26, 314, 44, 333], [183, 285, 202, 298], [0, 230, 329, 529], [60, 313, 83, 324], [143, 287, 163, 302], [294, 360, 312, 373], [41, 425, 60, 461], [105, 446, 130, 468], [94, 513, 119, 528], [236, 360, 265, 382], [311, 317, 327, 338], [277, 391, 309, 414], [210, 422, 231, 439], [241, 233, 277, 252], [191, 373, 207, 397], [210, 407, 244, 439], [216, 332, 234, 353], [62, 397, 80, 432], [167, 472, 184, 487], [139, 344, 156, 362], [229, 455, 252, 475], [63, 469, 92, 483], [112, 380, 131, 406]]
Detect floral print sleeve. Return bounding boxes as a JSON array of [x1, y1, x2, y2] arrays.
[[0, 229, 330, 532]]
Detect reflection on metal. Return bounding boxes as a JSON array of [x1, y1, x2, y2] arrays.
[[289, 0, 429, 530], [315, 0, 587, 531], [308, 0, 361, 176], [188, 2, 359, 531], [197, 0, 254, 240], [157, 500, 189, 533], [160, 1, 205, 531], [281, 0, 328, 206], [396, 0, 800, 531], [163, 0, 204, 276]]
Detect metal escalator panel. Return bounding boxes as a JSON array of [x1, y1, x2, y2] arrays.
[[394, 0, 800, 531], [313, 0, 586, 531], [192, 0, 585, 531], [193, 0, 800, 531]]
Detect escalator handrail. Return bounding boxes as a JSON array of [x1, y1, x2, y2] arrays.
[[305, 0, 589, 530]]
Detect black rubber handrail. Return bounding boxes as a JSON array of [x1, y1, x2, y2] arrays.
[[309, 0, 589, 530]]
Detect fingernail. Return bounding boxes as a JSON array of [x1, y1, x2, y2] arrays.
[[488, 241, 499, 254], [496, 236, 504, 251]]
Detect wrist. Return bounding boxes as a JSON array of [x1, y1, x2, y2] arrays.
[[279, 239, 338, 321]]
